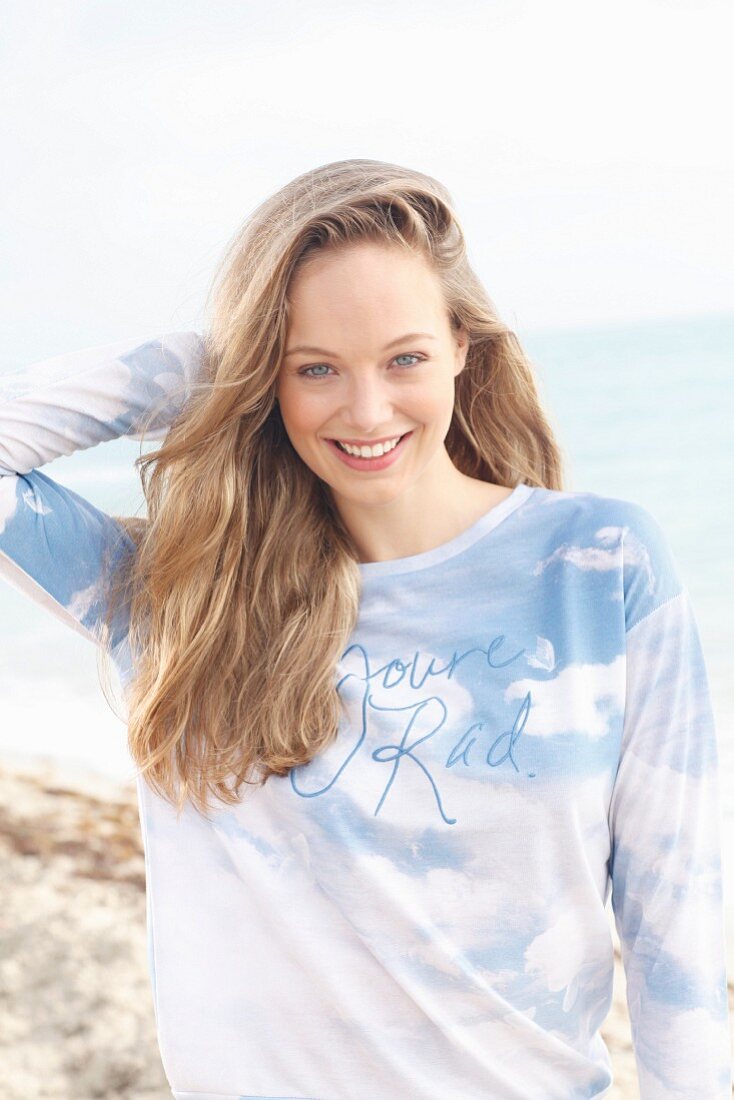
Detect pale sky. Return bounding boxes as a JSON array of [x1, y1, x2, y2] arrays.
[[1, 0, 732, 365]]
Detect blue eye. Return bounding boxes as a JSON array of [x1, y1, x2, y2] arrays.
[[300, 363, 332, 378], [298, 353, 425, 378]]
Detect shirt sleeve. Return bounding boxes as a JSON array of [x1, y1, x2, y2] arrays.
[[607, 503, 732, 1097], [0, 331, 206, 648]]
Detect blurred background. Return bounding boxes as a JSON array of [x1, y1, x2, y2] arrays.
[[0, 0, 732, 1096]]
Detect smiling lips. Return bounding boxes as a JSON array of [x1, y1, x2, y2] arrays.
[[325, 430, 414, 470], [335, 434, 404, 456]]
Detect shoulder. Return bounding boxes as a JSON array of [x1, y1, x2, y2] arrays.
[[524, 485, 685, 632]]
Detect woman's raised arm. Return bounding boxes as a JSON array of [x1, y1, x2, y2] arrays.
[[0, 331, 206, 474], [0, 331, 206, 646]]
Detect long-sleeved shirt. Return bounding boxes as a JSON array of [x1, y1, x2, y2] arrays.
[[0, 333, 730, 1100]]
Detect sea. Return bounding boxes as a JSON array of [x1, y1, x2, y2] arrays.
[[1, 311, 733, 948]]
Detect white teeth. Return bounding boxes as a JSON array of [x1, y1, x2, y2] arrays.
[[337, 435, 402, 458]]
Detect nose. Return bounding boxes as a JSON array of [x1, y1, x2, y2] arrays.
[[340, 374, 395, 432]]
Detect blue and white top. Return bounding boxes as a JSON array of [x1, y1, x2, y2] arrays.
[[0, 334, 730, 1100]]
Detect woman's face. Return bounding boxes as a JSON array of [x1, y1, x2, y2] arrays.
[[275, 241, 469, 509]]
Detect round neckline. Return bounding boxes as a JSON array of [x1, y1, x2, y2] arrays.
[[358, 482, 535, 579]]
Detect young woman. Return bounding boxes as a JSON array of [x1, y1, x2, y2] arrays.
[[0, 159, 730, 1099]]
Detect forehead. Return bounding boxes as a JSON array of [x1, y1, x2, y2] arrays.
[[286, 244, 447, 336]]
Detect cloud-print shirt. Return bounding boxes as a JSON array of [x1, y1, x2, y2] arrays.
[[0, 333, 730, 1100]]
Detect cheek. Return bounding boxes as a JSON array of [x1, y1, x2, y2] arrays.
[[413, 382, 452, 422], [278, 389, 327, 440]]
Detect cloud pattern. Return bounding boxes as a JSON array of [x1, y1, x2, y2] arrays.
[[0, 335, 730, 1099]]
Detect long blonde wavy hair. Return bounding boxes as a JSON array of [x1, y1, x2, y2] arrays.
[[98, 157, 567, 820]]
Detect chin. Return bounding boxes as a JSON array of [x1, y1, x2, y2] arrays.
[[337, 482, 408, 506]]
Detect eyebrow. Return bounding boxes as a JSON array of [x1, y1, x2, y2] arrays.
[[284, 332, 437, 358]]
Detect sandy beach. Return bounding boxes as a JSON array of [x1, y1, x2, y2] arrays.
[[0, 751, 731, 1100]]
